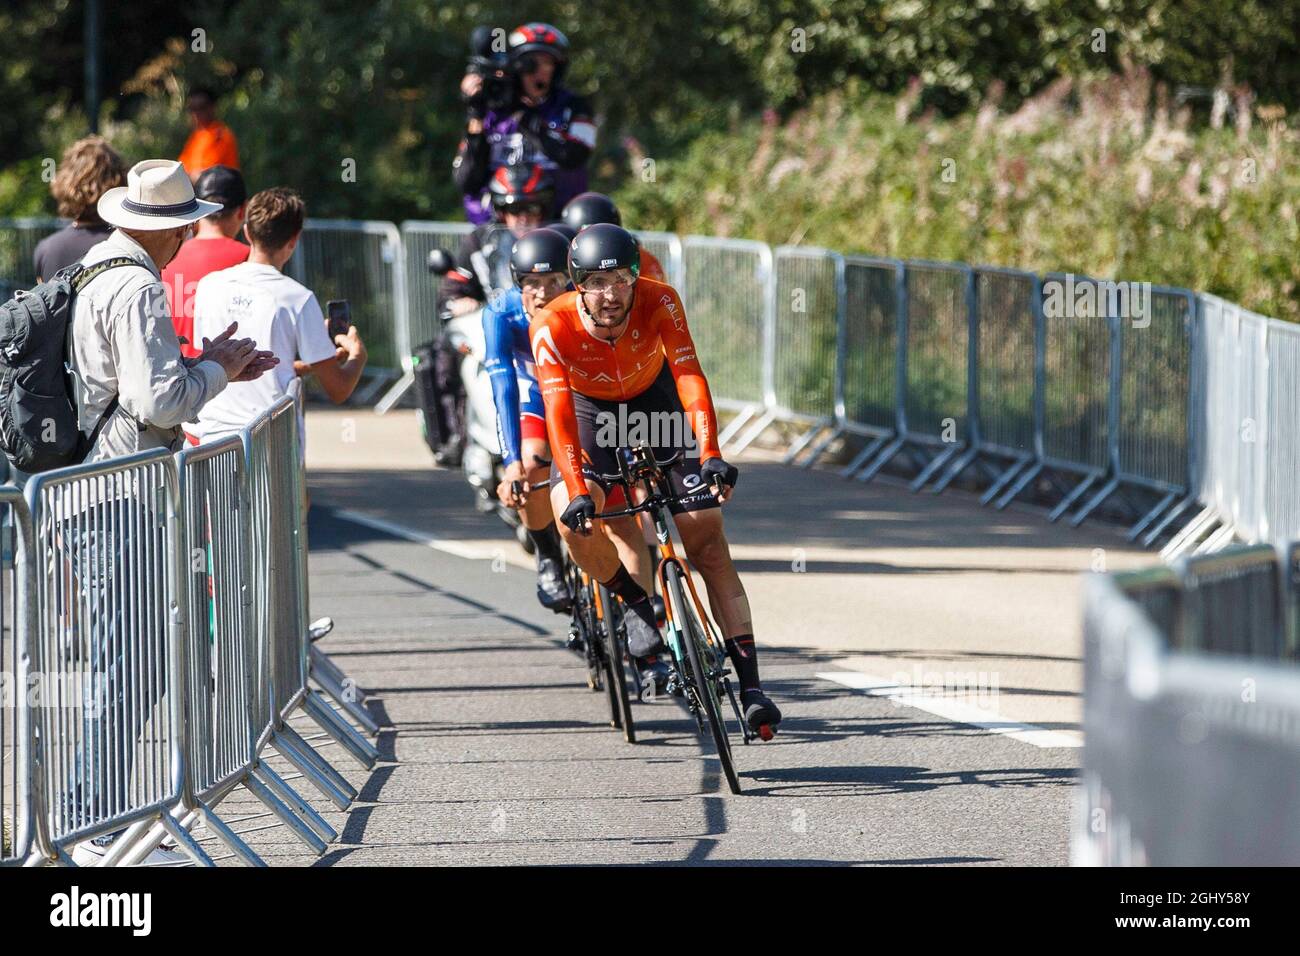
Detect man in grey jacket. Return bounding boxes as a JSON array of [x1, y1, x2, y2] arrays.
[[65, 159, 276, 866], [73, 158, 276, 459]]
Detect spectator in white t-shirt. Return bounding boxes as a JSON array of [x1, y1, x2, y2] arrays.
[[192, 187, 367, 455]]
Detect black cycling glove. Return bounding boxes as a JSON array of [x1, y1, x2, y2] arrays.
[[560, 494, 596, 533], [700, 457, 739, 491]]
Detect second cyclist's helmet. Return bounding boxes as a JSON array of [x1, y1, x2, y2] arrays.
[[488, 163, 555, 213], [511, 228, 572, 285], [562, 192, 621, 232], [567, 223, 640, 288]]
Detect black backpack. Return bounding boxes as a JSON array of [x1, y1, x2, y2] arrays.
[[0, 257, 137, 473]]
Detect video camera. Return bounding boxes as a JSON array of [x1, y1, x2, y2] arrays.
[[465, 25, 517, 116]]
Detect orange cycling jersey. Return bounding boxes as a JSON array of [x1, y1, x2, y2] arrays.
[[639, 249, 666, 284], [530, 277, 721, 499]]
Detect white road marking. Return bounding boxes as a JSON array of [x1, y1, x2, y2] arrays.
[[328, 508, 535, 570], [816, 669, 1083, 749]]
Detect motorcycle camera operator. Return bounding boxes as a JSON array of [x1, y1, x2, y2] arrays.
[[428, 162, 554, 465], [452, 22, 595, 227]]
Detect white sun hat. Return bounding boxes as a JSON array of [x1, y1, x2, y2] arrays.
[[97, 159, 223, 230]]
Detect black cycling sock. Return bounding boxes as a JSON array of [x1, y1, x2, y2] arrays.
[[602, 563, 651, 610], [725, 634, 761, 692], [528, 523, 564, 563]]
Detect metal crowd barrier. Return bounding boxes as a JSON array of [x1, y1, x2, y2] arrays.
[[8, 215, 1300, 549], [287, 219, 409, 405], [0, 217, 63, 294], [1, 489, 39, 865], [23, 449, 215, 865], [678, 236, 774, 448], [1077, 559, 1300, 865], [0, 387, 380, 866]]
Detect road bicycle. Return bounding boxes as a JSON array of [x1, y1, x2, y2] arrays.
[[591, 445, 758, 795]]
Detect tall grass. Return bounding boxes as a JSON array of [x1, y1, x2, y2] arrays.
[[616, 69, 1300, 323]]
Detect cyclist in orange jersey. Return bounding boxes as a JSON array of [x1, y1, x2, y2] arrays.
[[530, 224, 781, 734]]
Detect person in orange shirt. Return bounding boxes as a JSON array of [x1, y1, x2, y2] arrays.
[[179, 87, 240, 178], [529, 224, 781, 736]]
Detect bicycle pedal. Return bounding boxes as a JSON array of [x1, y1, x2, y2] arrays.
[[757, 724, 775, 742]]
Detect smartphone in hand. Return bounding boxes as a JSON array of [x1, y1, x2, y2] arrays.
[[325, 299, 352, 340]]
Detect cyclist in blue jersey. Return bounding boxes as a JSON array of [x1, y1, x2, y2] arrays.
[[484, 226, 573, 610]]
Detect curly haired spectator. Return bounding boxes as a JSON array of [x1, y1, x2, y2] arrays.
[[33, 136, 127, 281]]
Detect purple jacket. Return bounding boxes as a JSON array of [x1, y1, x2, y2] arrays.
[[454, 88, 596, 225]]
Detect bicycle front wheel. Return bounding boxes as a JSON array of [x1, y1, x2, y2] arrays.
[[665, 567, 740, 794]]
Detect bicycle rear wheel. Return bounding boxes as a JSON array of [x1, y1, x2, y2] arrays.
[[665, 567, 740, 794], [597, 584, 636, 743]]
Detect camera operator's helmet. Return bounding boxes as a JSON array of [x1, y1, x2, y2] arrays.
[[568, 223, 641, 289], [511, 228, 572, 286], [488, 164, 555, 215], [562, 192, 622, 232], [508, 22, 569, 83]]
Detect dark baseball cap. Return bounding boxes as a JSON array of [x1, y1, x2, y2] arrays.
[[193, 165, 246, 214]]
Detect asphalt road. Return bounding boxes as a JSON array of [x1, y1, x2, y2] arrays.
[[187, 443, 1145, 866]]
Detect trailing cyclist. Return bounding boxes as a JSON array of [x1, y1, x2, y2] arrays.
[[560, 191, 667, 283], [484, 226, 572, 611], [529, 224, 782, 735]]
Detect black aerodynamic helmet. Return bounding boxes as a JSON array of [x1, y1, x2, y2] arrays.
[[562, 192, 621, 232], [545, 222, 577, 245], [511, 228, 572, 285], [488, 163, 555, 212], [567, 223, 640, 288], [508, 23, 569, 83]]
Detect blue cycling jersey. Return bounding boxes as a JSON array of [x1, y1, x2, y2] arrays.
[[482, 287, 544, 467]]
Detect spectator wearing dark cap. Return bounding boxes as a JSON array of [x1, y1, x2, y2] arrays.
[[162, 165, 249, 358]]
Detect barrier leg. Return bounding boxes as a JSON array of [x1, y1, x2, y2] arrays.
[[1141, 494, 1197, 548], [798, 424, 843, 469], [155, 811, 215, 867], [1159, 506, 1219, 561], [271, 728, 355, 810], [929, 445, 980, 494], [1048, 471, 1100, 523], [243, 769, 328, 855], [303, 689, 379, 768], [909, 443, 961, 492], [782, 418, 832, 466], [730, 409, 777, 455], [97, 818, 159, 867], [854, 435, 907, 482], [718, 405, 759, 450], [193, 805, 266, 868], [1125, 491, 1177, 542], [311, 646, 381, 736], [839, 432, 891, 478], [1069, 476, 1121, 527], [251, 764, 337, 846], [980, 455, 1030, 505], [374, 370, 415, 415], [993, 460, 1043, 509], [1195, 523, 1236, 554]]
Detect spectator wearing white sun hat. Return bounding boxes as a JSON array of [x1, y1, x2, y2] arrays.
[[71, 158, 278, 462]]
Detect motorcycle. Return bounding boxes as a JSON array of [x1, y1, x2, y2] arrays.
[[426, 245, 534, 554]]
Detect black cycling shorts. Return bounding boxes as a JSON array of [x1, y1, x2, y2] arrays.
[[553, 362, 719, 515]]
